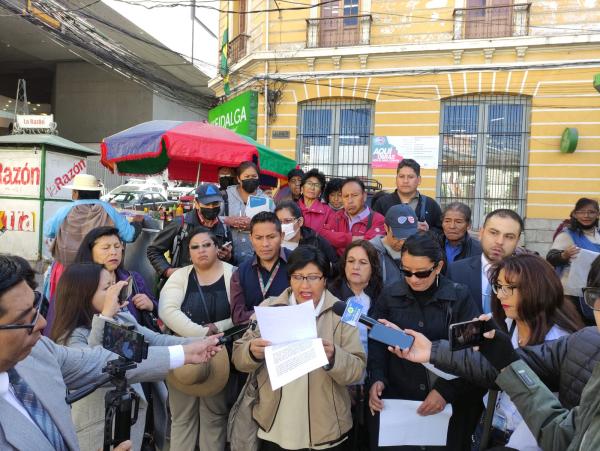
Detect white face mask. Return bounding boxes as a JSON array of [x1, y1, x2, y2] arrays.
[[281, 222, 297, 241]]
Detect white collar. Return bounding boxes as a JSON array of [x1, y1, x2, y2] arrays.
[[481, 253, 492, 272], [0, 372, 9, 396], [289, 291, 326, 316]]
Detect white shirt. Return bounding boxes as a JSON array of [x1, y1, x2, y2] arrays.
[[481, 254, 492, 313], [289, 292, 326, 316]]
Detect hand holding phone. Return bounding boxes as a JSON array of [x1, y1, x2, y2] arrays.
[[449, 319, 486, 351], [118, 276, 133, 305]]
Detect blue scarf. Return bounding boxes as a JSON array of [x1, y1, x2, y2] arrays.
[[567, 228, 600, 253]]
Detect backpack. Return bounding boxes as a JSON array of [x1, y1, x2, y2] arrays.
[[53, 204, 115, 266]]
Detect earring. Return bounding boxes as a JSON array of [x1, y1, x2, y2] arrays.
[[436, 274, 439, 287]]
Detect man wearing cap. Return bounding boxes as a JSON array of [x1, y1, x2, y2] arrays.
[[274, 168, 304, 204], [370, 204, 419, 286], [147, 183, 234, 280]]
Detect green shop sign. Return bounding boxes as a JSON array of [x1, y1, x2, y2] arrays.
[[208, 91, 258, 139]]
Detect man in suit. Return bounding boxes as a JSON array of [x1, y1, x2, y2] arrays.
[[447, 209, 524, 314], [0, 256, 221, 451]]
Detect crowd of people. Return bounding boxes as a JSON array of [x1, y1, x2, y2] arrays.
[[0, 157, 599, 451]]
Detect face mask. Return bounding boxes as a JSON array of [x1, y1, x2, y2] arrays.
[[200, 207, 220, 220], [241, 178, 260, 193], [219, 176, 236, 190], [281, 222, 297, 241]]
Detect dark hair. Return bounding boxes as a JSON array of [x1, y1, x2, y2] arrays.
[[275, 200, 302, 219], [489, 254, 584, 345], [442, 202, 472, 224], [341, 177, 365, 192], [588, 255, 600, 287], [187, 228, 219, 246], [237, 161, 259, 178], [287, 168, 304, 180], [0, 256, 25, 317], [401, 231, 444, 264], [11, 255, 38, 290], [323, 178, 344, 202], [74, 226, 124, 269], [50, 263, 105, 343], [331, 240, 383, 301], [396, 158, 421, 177], [483, 209, 524, 235], [568, 197, 599, 235], [287, 245, 330, 279], [301, 169, 326, 193], [250, 211, 282, 234], [75, 189, 101, 200]]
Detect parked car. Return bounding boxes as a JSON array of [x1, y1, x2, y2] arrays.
[[109, 191, 176, 210], [167, 182, 195, 200], [101, 183, 165, 202]]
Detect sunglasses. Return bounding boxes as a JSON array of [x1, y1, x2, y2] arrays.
[[0, 291, 42, 334], [190, 242, 215, 250], [582, 287, 600, 311], [402, 264, 438, 279]]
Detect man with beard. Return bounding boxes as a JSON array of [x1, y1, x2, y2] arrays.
[[147, 184, 234, 280]]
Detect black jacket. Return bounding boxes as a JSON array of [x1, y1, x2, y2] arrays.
[[440, 233, 482, 264], [368, 276, 483, 450], [372, 191, 442, 235], [446, 255, 484, 314], [430, 326, 600, 410], [298, 226, 338, 267], [327, 280, 380, 316], [146, 210, 232, 276]]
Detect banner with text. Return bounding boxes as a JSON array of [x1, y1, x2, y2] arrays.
[[208, 91, 258, 139], [372, 136, 440, 169]]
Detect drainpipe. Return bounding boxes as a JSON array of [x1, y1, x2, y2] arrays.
[[264, 5, 270, 146]]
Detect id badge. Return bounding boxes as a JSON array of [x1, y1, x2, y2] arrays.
[[492, 412, 507, 431]]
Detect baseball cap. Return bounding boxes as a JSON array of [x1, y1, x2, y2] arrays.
[[385, 204, 418, 239], [195, 184, 223, 204]]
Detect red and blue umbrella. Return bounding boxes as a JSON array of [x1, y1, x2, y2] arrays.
[[101, 120, 297, 183]]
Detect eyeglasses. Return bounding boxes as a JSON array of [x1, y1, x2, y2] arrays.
[[304, 181, 322, 189], [0, 291, 42, 334], [190, 242, 215, 250], [290, 274, 324, 284], [582, 287, 600, 311], [402, 264, 437, 279], [574, 210, 599, 217], [492, 283, 517, 297], [280, 217, 299, 225]]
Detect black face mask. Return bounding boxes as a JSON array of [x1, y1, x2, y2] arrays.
[[219, 176, 236, 190], [200, 207, 220, 220], [241, 178, 260, 193]]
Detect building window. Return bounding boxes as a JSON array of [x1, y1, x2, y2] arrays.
[[437, 94, 530, 228], [454, 0, 531, 40], [297, 99, 374, 178], [306, 0, 371, 48]]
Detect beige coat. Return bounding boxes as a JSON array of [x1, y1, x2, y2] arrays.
[[159, 263, 235, 336], [232, 288, 366, 448]]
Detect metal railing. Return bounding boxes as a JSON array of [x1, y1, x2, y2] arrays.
[[453, 3, 531, 40], [306, 15, 372, 48], [229, 34, 250, 64]]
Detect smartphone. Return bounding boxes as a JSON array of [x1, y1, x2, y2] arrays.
[[449, 319, 485, 351], [118, 276, 133, 304], [220, 241, 232, 249], [368, 323, 414, 350], [102, 322, 148, 363], [217, 324, 250, 345]]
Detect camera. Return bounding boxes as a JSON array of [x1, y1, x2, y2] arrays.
[[102, 321, 148, 363]]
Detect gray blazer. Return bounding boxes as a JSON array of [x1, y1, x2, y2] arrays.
[[0, 335, 170, 451], [67, 312, 190, 451]]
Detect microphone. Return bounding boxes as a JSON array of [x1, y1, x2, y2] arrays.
[[332, 300, 377, 327], [332, 301, 414, 349]]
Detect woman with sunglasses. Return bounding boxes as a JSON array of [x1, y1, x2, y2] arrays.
[[232, 245, 365, 451], [297, 168, 333, 234], [547, 197, 600, 324], [368, 231, 481, 450], [159, 229, 235, 451]]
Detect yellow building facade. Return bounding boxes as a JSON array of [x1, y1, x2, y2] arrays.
[[210, 0, 600, 252]]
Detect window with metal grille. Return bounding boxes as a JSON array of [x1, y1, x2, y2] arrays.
[[296, 98, 374, 178], [437, 94, 530, 228]]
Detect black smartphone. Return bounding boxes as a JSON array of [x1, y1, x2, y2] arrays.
[[217, 324, 250, 345], [368, 323, 414, 350], [118, 276, 133, 304], [102, 322, 148, 363], [449, 319, 485, 351]]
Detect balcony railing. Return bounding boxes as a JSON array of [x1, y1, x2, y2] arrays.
[[453, 3, 531, 40], [306, 15, 372, 48], [229, 33, 250, 64]]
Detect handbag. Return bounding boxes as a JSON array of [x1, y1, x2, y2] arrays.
[[130, 273, 161, 333], [227, 367, 262, 451]]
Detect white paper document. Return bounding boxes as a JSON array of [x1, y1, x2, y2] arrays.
[[255, 301, 317, 345], [565, 248, 600, 296], [264, 338, 329, 390], [245, 195, 275, 218], [379, 399, 452, 447]]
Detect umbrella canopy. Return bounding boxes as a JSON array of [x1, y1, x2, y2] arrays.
[[101, 120, 297, 182]]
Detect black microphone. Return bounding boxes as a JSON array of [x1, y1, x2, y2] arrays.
[[332, 301, 415, 349], [332, 301, 378, 327]]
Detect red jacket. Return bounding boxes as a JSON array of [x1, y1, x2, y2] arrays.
[[321, 208, 386, 255], [298, 198, 333, 234]]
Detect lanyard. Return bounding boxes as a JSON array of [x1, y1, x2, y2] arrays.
[[257, 261, 281, 299]]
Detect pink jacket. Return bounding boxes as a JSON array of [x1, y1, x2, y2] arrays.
[[320, 207, 386, 255], [298, 198, 333, 234]]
